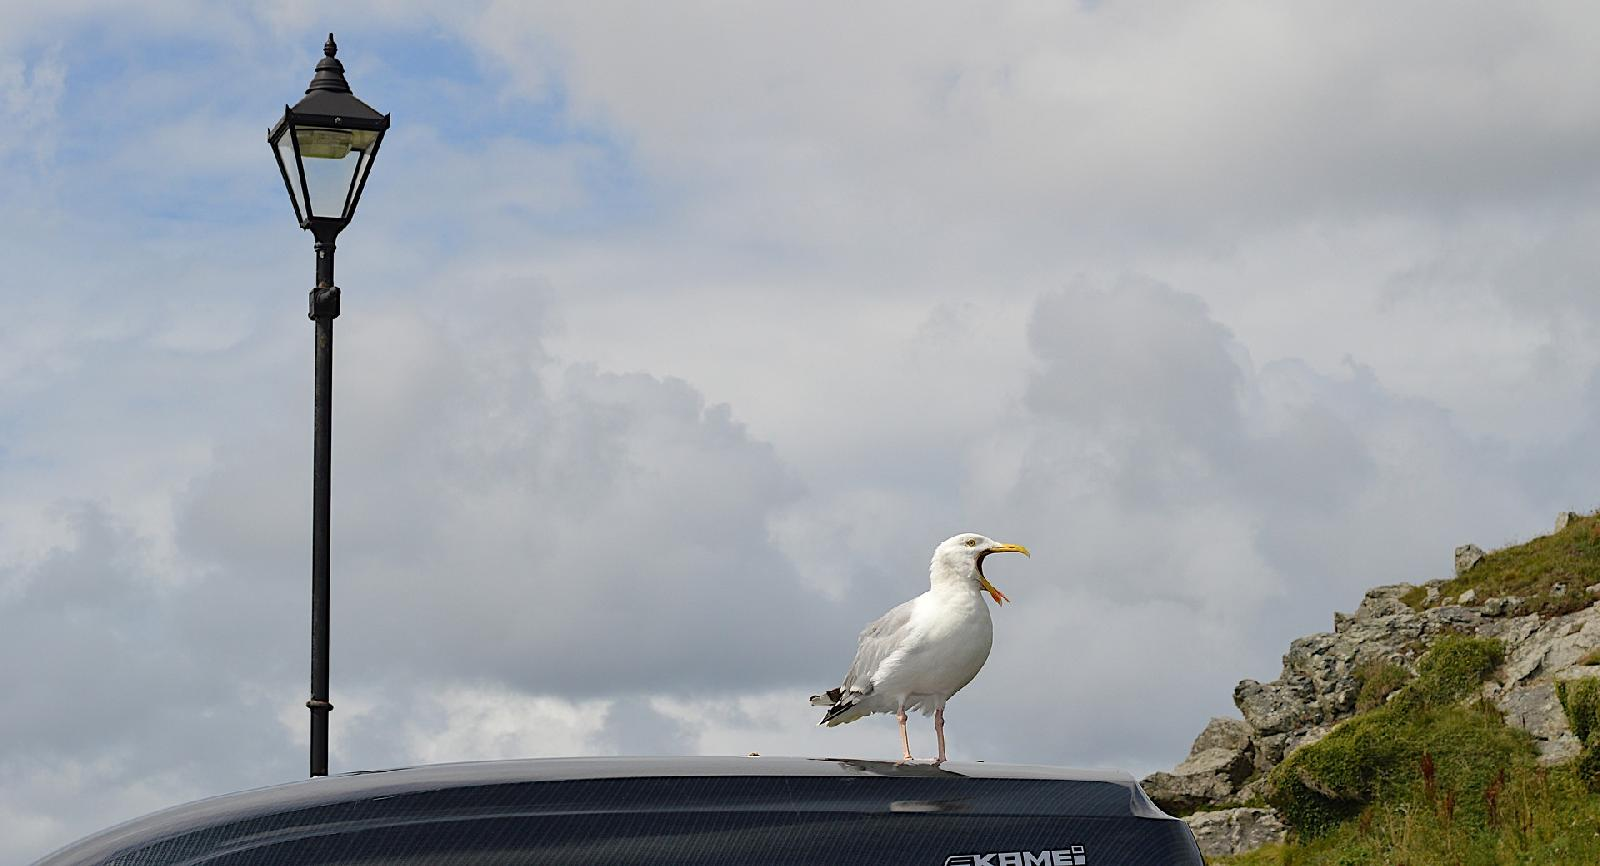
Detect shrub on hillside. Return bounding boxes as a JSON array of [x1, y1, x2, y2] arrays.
[[1557, 677, 1600, 744], [1353, 659, 1410, 713], [1387, 635, 1503, 714], [1265, 635, 1529, 837], [1557, 677, 1600, 791]]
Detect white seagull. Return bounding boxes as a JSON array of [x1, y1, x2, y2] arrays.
[[810, 533, 1030, 764]]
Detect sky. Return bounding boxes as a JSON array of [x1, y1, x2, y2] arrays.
[[4, 0, 1600, 860]]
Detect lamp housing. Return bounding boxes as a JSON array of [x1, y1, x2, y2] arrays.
[[269, 34, 390, 236]]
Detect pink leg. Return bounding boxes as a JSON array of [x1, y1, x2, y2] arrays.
[[897, 704, 913, 763], [934, 706, 947, 765]]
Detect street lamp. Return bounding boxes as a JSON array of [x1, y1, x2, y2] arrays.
[[268, 33, 390, 778]]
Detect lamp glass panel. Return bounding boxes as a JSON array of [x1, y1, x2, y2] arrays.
[[296, 128, 362, 219], [276, 134, 308, 224], [343, 142, 379, 217]]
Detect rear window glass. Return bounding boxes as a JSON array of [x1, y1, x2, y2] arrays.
[[101, 777, 1199, 866]]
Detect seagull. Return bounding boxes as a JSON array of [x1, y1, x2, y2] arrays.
[[810, 533, 1030, 764]]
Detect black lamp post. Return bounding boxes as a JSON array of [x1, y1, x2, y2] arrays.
[[268, 33, 389, 778]]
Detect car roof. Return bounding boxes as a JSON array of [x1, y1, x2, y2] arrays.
[[38, 757, 1166, 865]]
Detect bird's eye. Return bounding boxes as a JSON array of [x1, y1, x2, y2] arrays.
[[964, 538, 978, 547]]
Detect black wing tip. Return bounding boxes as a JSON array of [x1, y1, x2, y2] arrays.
[[821, 699, 857, 725]]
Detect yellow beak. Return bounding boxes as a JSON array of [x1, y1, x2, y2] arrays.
[[978, 543, 1029, 605]]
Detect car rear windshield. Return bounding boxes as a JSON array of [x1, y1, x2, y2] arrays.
[[97, 776, 1200, 866]]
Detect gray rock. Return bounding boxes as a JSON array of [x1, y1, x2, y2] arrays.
[[1189, 717, 1253, 757], [1182, 807, 1286, 858], [1235, 679, 1312, 736], [1141, 721, 1257, 814], [1222, 590, 1436, 780], [1423, 605, 1484, 638], [1232, 775, 1271, 804], [1252, 733, 1290, 771], [1355, 584, 1415, 620], [1456, 544, 1486, 576], [1141, 747, 1254, 814], [1162, 580, 1597, 808], [1557, 511, 1582, 532], [1500, 605, 1600, 685], [1478, 611, 1539, 647], [1178, 746, 1255, 783], [1538, 735, 1583, 766], [1283, 725, 1333, 760], [1495, 681, 1569, 744]]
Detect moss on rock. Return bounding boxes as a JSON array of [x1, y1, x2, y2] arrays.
[[1557, 678, 1600, 744], [1265, 636, 1531, 837], [1557, 677, 1600, 792], [1353, 659, 1410, 713]]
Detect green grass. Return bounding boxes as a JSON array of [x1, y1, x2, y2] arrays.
[[1557, 678, 1600, 794], [1207, 637, 1600, 863], [1401, 513, 1600, 616], [1206, 525, 1600, 863], [1265, 636, 1515, 835], [1353, 659, 1410, 713], [1213, 764, 1600, 864], [1558, 679, 1600, 745]]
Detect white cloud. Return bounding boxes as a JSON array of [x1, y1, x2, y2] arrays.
[[10, 3, 1600, 861], [399, 686, 612, 765]]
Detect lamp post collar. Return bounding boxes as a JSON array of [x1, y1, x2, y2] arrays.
[[306, 33, 352, 95]]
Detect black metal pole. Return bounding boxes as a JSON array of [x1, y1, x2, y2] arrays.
[[308, 230, 340, 778]]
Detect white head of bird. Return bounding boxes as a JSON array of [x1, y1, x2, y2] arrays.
[[929, 533, 1030, 604]]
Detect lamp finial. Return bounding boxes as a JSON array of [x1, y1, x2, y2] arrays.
[[306, 34, 351, 94]]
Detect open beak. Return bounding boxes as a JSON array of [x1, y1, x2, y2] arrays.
[[976, 543, 1030, 606]]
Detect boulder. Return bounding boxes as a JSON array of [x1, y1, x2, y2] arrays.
[[1422, 604, 1484, 638], [1182, 807, 1286, 858], [1283, 724, 1333, 759], [1498, 605, 1600, 685], [1459, 589, 1478, 604], [1235, 679, 1312, 736], [1557, 511, 1582, 532], [1252, 732, 1291, 771], [1354, 584, 1415, 620], [1537, 735, 1583, 765], [1482, 597, 1515, 616], [1494, 680, 1569, 751], [1455, 544, 1486, 576], [1232, 775, 1271, 804], [1229, 591, 1432, 777], [1189, 717, 1253, 757], [1140, 742, 1255, 814]]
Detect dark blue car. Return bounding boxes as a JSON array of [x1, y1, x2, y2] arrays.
[[35, 756, 1205, 865]]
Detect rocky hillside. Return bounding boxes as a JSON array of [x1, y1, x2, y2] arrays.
[[1144, 511, 1600, 859]]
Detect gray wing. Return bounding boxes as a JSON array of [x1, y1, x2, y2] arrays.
[[838, 599, 917, 696]]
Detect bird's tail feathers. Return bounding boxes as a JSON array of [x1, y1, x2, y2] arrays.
[[821, 701, 867, 727], [813, 688, 868, 727]]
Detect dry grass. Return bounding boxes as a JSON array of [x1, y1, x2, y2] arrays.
[[1402, 513, 1600, 618]]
